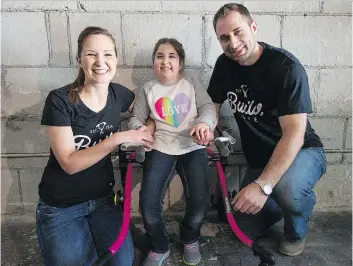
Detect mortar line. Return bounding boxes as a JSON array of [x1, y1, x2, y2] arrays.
[[120, 13, 126, 66], [342, 118, 349, 149], [66, 11, 73, 66], [201, 15, 207, 68], [44, 12, 53, 66], [279, 15, 284, 48], [17, 170, 24, 209]]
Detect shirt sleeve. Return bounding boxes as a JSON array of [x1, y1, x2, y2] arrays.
[[41, 91, 71, 126], [276, 63, 313, 117], [128, 86, 150, 130], [207, 57, 228, 104], [187, 74, 217, 128], [115, 84, 135, 113]]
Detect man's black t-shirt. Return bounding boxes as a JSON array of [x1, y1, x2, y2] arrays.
[[40, 83, 135, 207], [207, 42, 323, 169]]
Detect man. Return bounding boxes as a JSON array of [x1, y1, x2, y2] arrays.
[[207, 3, 326, 256]]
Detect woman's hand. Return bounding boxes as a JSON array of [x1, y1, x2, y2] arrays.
[[190, 122, 213, 146], [117, 128, 154, 150]]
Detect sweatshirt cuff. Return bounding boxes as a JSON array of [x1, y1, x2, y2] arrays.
[[195, 118, 215, 129]]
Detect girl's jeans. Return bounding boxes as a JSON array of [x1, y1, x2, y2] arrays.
[[139, 149, 210, 253]]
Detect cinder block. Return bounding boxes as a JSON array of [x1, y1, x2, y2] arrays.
[[345, 119, 352, 149], [309, 117, 345, 149], [283, 16, 352, 66], [3, 68, 76, 94], [49, 13, 70, 65], [113, 68, 155, 91], [2, 12, 49, 65], [343, 154, 352, 163], [204, 15, 223, 68], [1, 1, 77, 11], [306, 69, 319, 114], [315, 164, 352, 209], [69, 13, 123, 65], [1, 157, 49, 170], [2, 68, 76, 117], [1, 120, 49, 154], [317, 69, 352, 116], [114, 68, 204, 91], [1, 169, 23, 214], [243, 1, 320, 13], [123, 14, 202, 66], [1, 93, 44, 118], [253, 15, 281, 47], [205, 15, 281, 67], [162, 1, 233, 12], [322, 2, 352, 14], [80, 0, 161, 11], [326, 153, 343, 164], [19, 170, 43, 212]]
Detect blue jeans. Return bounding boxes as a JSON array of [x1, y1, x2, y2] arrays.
[[140, 149, 210, 253], [234, 147, 326, 242], [36, 193, 134, 266]]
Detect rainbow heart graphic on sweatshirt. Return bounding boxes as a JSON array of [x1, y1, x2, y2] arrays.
[[155, 93, 191, 127]]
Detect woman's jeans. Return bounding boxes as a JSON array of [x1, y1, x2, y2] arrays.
[[36, 192, 134, 266], [234, 147, 327, 242], [139, 149, 210, 253]]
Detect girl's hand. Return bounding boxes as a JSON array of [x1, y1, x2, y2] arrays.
[[190, 122, 212, 146]]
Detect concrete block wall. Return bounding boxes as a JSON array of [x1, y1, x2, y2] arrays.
[[1, 1, 352, 215]]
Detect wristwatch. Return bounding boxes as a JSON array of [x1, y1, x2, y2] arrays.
[[253, 179, 273, 196]]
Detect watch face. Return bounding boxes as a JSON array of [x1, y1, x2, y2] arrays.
[[263, 184, 272, 195]]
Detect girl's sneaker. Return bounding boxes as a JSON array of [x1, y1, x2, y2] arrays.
[[143, 250, 171, 266], [183, 241, 201, 265]]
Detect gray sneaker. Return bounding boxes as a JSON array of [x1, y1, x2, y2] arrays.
[[183, 241, 201, 265], [143, 250, 171, 266], [279, 236, 306, 256]]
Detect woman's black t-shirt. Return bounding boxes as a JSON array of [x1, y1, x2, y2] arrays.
[[39, 83, 135, 207]]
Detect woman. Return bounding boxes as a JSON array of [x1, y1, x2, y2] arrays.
[[36, 26, 154, 266]]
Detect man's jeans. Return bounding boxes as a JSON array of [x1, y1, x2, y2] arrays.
[[36, 193, 134, 266], [234, 147, 327, 242], [140, 149, 210, 253]]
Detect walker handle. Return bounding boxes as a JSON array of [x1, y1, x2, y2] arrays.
[[215, 139, 230, 157], [120, 143, 145, 163]]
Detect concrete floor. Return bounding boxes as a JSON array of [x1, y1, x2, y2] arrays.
[[1, 211, 352, 266]]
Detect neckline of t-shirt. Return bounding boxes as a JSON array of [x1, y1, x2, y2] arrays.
[[155, 77, 183, 87], [229, 42, 267, 69], [77, 84, 111, 114]]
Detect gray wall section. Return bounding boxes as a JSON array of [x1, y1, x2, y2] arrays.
[[1, 1, 352, 215]]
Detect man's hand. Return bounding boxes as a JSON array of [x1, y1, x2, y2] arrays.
[[231, 183, 268, 214], [190, 122, 213, 146]]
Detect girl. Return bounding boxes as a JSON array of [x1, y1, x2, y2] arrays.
[[129, 38, 216, 266], [36, 26, 154, 266]]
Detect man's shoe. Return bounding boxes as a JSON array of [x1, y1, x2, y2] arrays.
[[183, 241, 201, 265], [143, 250, 171, 266], [279, 237, 306, 256]]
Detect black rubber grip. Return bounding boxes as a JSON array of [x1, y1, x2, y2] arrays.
[[215, 139, 230, 157], [93, 250, 113, 266], [135, 145, 145, 163], [252, 242, 276, 265], [221, 130, 232, 138]]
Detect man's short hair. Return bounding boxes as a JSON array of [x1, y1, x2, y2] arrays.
[[213, 3, 253, 32]]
